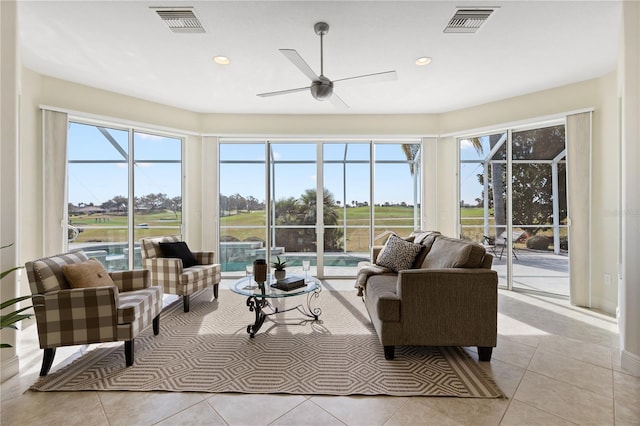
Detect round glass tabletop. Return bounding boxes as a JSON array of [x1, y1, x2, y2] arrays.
[[231, 274, 320, 298]]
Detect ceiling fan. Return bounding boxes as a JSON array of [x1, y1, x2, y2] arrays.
[[257, 22, 397, 108]]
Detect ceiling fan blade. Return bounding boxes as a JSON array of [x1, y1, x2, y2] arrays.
[[333, 70, 398, 85], [257, 86, 310, 97], [329, 92, 349, 109], [280, 49, 319, 81]]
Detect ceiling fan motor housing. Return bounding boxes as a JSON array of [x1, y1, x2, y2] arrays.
[[311, 77, 333, 100]]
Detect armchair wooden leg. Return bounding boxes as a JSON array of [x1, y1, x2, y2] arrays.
[[153, 315, 160, 335], [125, 340, 134, 366], [40, 348, 56, 376], [384, 346, 395, 360], [478, 346, 493, 361], [213, 283, 219, 299], [183, 295, 190, 312]]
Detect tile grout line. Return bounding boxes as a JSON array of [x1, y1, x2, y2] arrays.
[[496, 336, 542, 425]]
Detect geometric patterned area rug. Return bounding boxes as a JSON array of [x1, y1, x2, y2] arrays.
[[31, 289, 503, 398]]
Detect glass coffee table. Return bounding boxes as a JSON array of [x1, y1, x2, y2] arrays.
[[231, 274, 322, 337]]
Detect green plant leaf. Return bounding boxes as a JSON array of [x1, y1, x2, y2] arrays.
[[1, 305, 34, 319], [1, 314, 33, 329], [0, 295, 33, 310], [0, 343, 12, 348], [0, 266, 23, 281]]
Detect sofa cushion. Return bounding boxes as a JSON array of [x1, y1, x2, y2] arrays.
[[411, 232, 441, 268], [376, 235, 422, 272], [421, 237, 486, 269], [412, 231, 440, 245], [61, 258, 116, 288], [159, 241, 198, 268]]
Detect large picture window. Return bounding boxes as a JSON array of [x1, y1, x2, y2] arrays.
[[67, 121, 183, 270], [218, 139, 422, 277]]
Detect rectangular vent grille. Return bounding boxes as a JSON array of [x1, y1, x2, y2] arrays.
[[444, 9, 493, 33], [155, 9, 205, 33]]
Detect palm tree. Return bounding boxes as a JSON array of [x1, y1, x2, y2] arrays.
[[401, 144, 420, 175], [299, 188, 342, 251]]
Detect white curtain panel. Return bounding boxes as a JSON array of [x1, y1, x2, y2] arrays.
[[566, 111, 592, 307], [42, 109, 68, 256]]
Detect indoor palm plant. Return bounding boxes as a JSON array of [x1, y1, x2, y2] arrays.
[[1, 244, 37, 348]]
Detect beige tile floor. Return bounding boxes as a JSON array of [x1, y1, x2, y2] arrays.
[[2, 280, 638, 426]]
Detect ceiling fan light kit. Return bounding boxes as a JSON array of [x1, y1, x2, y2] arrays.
[[257, 21, 397, 108]]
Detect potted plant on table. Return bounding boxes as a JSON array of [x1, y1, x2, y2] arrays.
[[271, 256, 287, 281]]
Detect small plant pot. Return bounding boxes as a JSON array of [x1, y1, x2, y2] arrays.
[[274, 270, 286, 281]]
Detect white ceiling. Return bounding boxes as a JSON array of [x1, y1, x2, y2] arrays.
[[18, 1, 622, 114]]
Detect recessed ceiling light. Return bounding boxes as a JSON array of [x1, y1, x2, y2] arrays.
[[416, 57, 431, 66], [213, 56, 230, 65]]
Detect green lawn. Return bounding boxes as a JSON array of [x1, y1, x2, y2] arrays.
[[71, 206, 425, 248], [220, 206, 419, 251], [70, 212, 181, 242]]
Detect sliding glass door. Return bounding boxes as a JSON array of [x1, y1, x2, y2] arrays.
[[510, 125, 569, 295], [323, 143, 371, 277], [270, 143, 320, 277], [459, 123, 569, 296], [218, 143, 267, 273]]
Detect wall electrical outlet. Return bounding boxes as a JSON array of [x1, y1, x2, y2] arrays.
[[604, 273, 612, 286]]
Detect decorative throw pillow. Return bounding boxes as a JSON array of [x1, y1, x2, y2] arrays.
[[375, 234, 422, 272], [159, 241, 198, 268], [61, 258, 116, 288]]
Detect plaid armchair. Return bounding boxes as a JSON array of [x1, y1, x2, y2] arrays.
[[140, 236, 221, 312], [25, 251, 163, 376]]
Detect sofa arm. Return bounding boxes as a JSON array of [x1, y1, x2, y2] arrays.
[[371, 246, 384, 262], [143, 257, 183, 274], [192, 251, 215, 265], [395, 268, 498, 345], [109, 269, 150, 292], [34, 287, 119, 348]]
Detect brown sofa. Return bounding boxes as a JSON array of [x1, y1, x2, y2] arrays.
[[355, 232, 498, 361]]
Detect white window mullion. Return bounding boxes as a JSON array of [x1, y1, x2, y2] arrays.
[[128, 129, 135, 269]]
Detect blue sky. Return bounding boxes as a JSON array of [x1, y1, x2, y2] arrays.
[[68, 123, 428, 207]]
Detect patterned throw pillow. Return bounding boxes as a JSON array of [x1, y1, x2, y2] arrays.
[[375, 234, 422, 272]]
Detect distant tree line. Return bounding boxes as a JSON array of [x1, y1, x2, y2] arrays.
[[69, 193, 182, 217], [220, 194, 264, 216]]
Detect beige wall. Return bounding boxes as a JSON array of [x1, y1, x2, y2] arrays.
[[1, 0, 21, 381], [200, 113, 439, 136], [17, 69, 620, 316]]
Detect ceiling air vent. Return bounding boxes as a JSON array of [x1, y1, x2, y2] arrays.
[[444, 9, 494, 33], [154, 8, 205, 33]]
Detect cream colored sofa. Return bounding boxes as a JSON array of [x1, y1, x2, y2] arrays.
[[355, 232, 498, 361]]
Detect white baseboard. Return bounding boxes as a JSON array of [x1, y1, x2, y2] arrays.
[[590, 297, 618, 316], [1, 355, 20, 383], [621, 350, 640, 377]]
